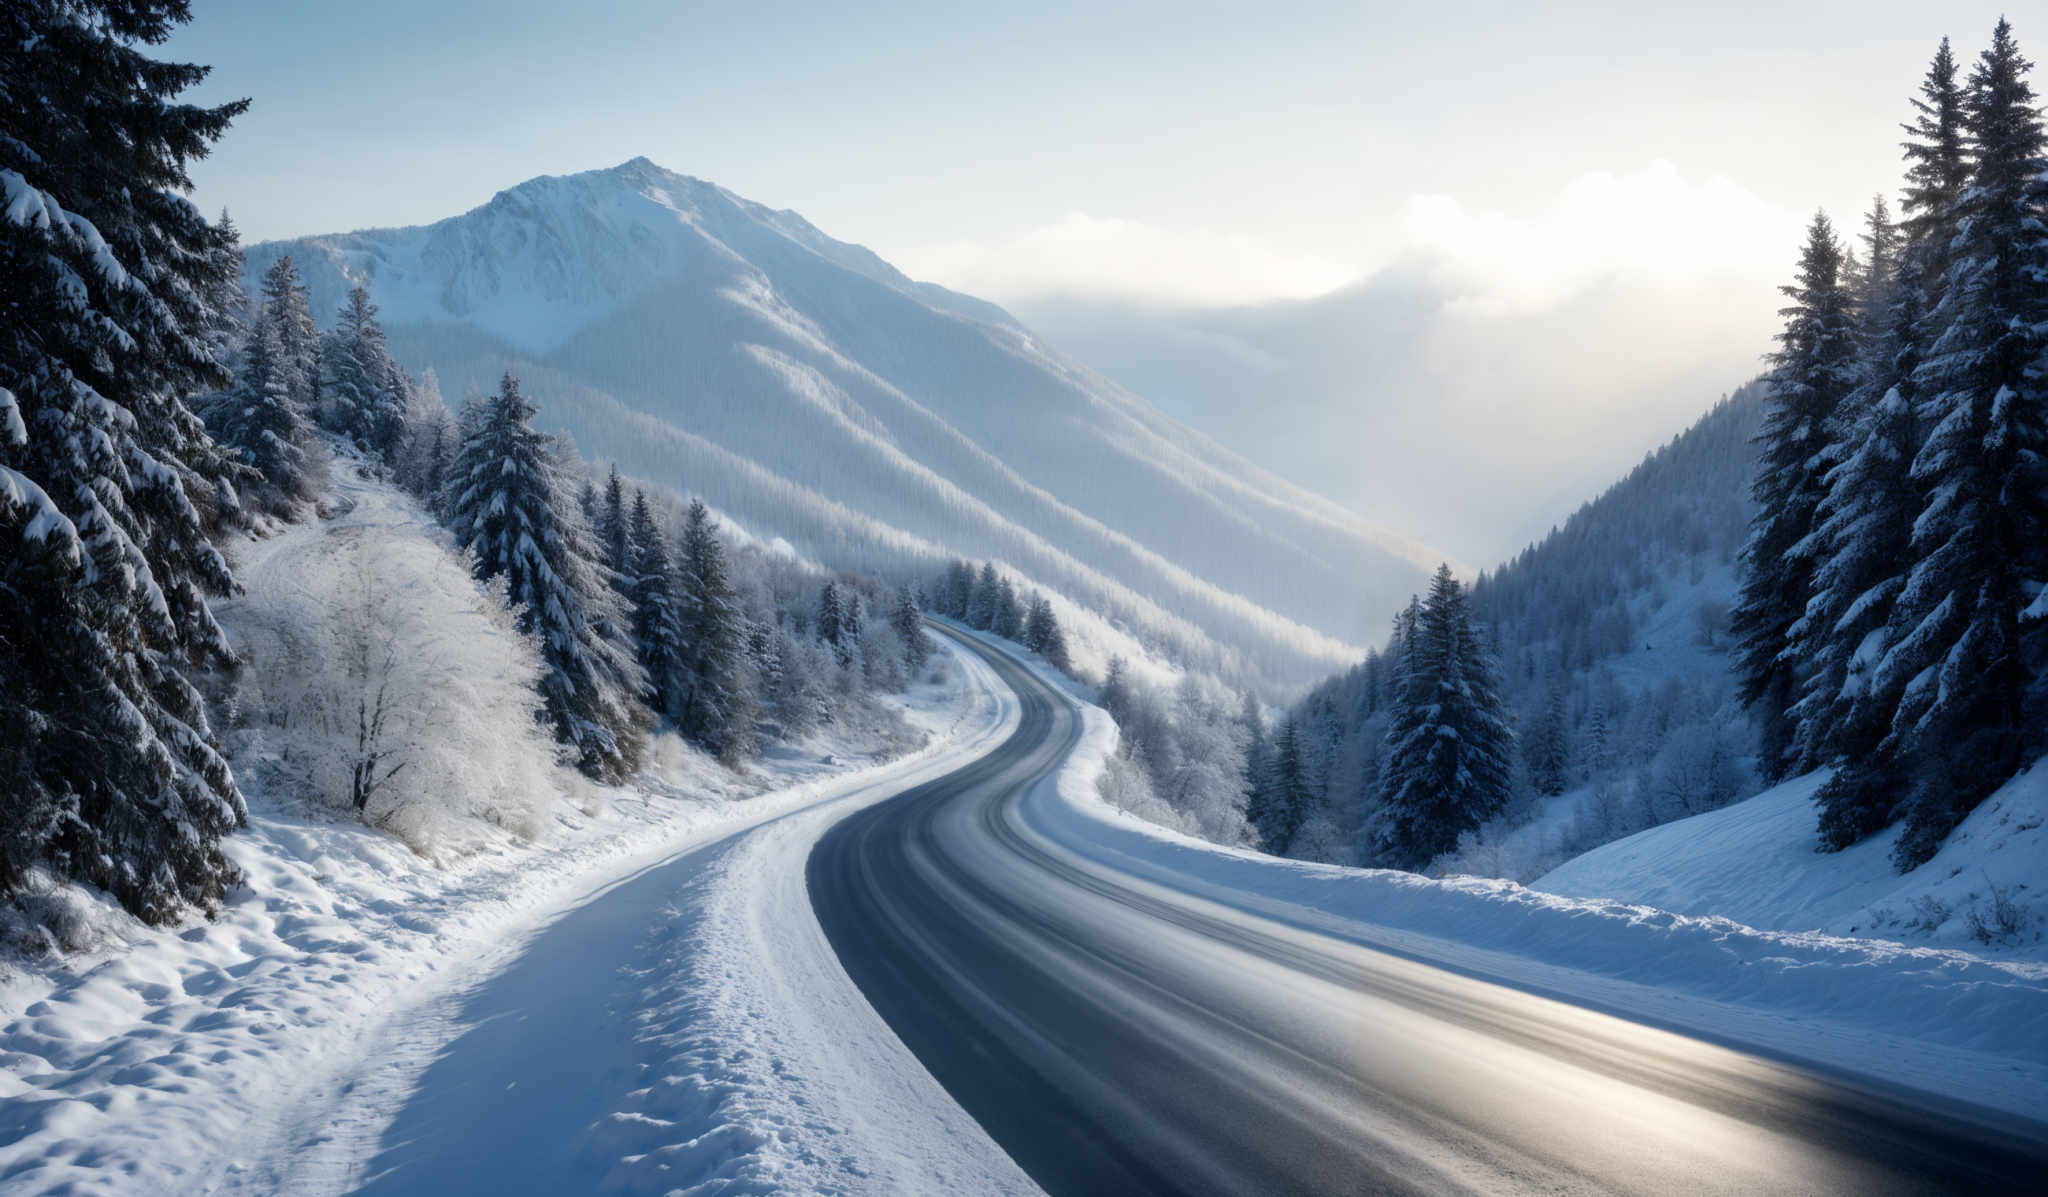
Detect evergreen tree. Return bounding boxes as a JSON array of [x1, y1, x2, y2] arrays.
[[940, 560, 975, 619], [1022, 593, 1071, 673], [1801, 246, 1930, 844], [1375, 568, 1517, 870], [1874, 21, 2048, 868], [1238, 688, 1270, 833], [415, 419, 450, 509], [677, 500, 758, 763], [1899, 39, 1972, 287], [447, 374, 646, 779], [1854, 194, 1900, 320], [210, 310, 318, 508], [626, 491, 688, 723], [818, 581, 845, 653], [842, 587, 864, 648], [1731, 212, 1859, 781], [257, 255, 319, 415], [597, 465, 630, 586], [892, 584, 930, 672], [1024, 594, 1048, 652], [1526, 683, 1572, 796], [967, 562, 1000, 630], [992, 576, 1024, 640], [1252, 720, 1312, 855], [1099, 656, 1133, 723], [1040, 608, 1072, 675], [1800, 42, 1975, 848], [319, 285, 406, 458], [1583, 702, 1612, 781], [0, 0, 250, 922]]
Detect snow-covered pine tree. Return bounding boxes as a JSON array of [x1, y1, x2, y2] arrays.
[[1526, 682, 1572, 796], [1799, 46, 1972, 846], [1899, 40, 1973, 290], [1374, 568, 1517, 870], [1238, 688, 1270, 828], [1253, 719, 1312, 855], [817, 580, 845, 655], [992, 576, 1024, 640], [393, 369, 456, 508], [892, 584, 929, 672], [1099, 656, 1132, 724], [0, 0, 250, 922], [210, 310, 317, 509], [967, 562, 1000, 630], [940, 560, 975, 620], [842, 587, 863, 649], [1801, 235, 1930, 844], [627, 491, 689, 724], [182, 206, 251, 531], [448, 374, 646, 780], [319, 285, 407, 459], [1021, 593, 1048, 654], [677, 499, 758, 763], [257, 255, 319, 415], [1039, 606, 1072, 676], [1730, 212, 1859, 782], [597, 466, 630, 587], [1872, 20, 2048, 869], [1020, 593, 1072, 674]]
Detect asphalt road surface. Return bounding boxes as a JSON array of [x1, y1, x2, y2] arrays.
[[808, 623, 2048, 1195]]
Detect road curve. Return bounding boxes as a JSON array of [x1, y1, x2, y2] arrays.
[[808, 623, 2048, 1195]]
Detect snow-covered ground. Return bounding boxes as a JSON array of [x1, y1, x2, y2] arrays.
[[0, 472, 1016, 1196], [0, 655, 1011, 1197], [224, 633, 1030, 1197], [966, 633, 2048, 1125], [1536, 765, 2048, 959]]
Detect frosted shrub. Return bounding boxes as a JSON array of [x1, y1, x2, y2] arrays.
[[236, 526, 559, 854], [1097, 741, 1194, 835]]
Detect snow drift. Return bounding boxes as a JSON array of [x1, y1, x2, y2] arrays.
[[1535, 764, 2048, 959]]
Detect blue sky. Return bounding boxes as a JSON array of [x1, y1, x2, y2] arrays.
[[170, 1, 2025, 307]]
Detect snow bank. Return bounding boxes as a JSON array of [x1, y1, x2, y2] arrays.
[[1536, 763, 2048, 958], [578, 638, 1033, 1195], [966, 634, 2048, 1122]]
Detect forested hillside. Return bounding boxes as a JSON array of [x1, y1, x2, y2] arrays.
[[1238, 386, 1765, 878]]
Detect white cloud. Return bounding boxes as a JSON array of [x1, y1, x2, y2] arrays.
[[887, 213, 1356, 308], [1399, 160, 1808, 317], [891, 162, 1807, 316]]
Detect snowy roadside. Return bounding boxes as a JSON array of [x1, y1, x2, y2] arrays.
[[564, 636, 1036, 1196], [962, 630, 2048, 1127], [0, 620, 1004, 1192], [220, 630, 1030, 1197]]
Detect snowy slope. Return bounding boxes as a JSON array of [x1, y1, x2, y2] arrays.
[[1535, 764, 2048, 959], [245, 158, 1448, 689]]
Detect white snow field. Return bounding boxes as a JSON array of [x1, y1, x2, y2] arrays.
[[244, 157, 1450, 690], [960, 632, 2048, 1124], [0, 475, 1025, 1196], [1536, 765, 2048, 959]]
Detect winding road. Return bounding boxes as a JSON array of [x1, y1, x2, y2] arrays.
[[809, 623, 2048, 1195]]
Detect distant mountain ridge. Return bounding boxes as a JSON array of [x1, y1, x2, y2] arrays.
[[245, 158, 1450, 688]]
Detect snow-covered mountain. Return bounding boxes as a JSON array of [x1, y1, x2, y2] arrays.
[[244, 158, 1447, 689]]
